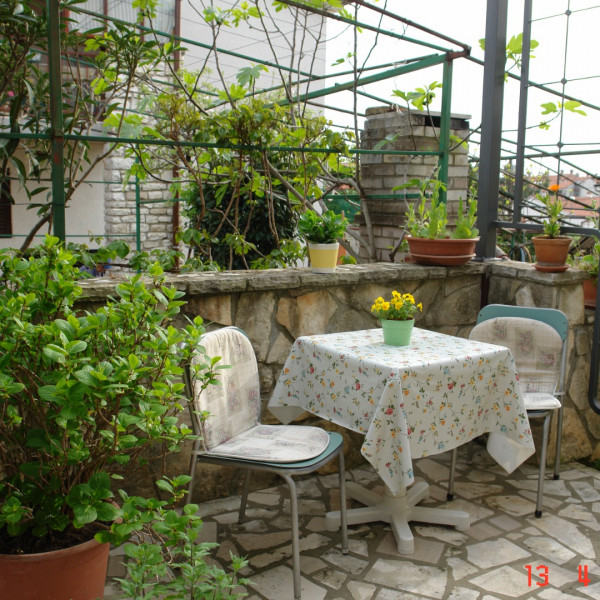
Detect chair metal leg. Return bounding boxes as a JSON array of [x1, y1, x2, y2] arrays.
[[535, 412, 552, 518], [238, 470, 252, 524], [338, 450, 348, 555], [281, 473, 302, 600], [447, 447, 458, 501], [553, 406, 563, 480]]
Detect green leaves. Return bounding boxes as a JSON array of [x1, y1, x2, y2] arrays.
[[99, 479, 249, 598], [396, 172, 452, 239], [298, 210, 349, 243], [67, 472, 118, 528], [236, 64, 268, 88], [0, 236, 216, 549], [453, 198, 479, 240], [392, 81, 442, 111]]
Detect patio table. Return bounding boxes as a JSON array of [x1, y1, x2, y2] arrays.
[[268, 327, 535, 554]]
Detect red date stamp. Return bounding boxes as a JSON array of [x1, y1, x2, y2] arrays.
[[525, 564, 591, 587]]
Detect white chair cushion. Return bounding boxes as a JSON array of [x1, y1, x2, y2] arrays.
[[524, 392, 561, 411], [470, 316, 563, 396], [207, 424, 331, 463], [192, 328, 261, 451]]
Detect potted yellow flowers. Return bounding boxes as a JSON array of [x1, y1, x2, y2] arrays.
[[371, 291, 423, 346]]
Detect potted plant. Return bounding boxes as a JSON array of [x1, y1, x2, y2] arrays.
[[107, 477, 248, 599], [298, 209, 349, 273], [0, 236, 217, 600], [371, 290, 423, 346], [572, 242, 599, 307], [398, 173, 480, 266], [531, 184, 572, 272]]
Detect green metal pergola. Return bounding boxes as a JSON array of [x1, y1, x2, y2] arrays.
[[14, 0, 600, 414]]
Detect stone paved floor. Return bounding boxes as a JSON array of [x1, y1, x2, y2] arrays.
[[105, 447, 600, 599]]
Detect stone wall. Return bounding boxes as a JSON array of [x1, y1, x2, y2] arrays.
[[79, 261, 600, 503]]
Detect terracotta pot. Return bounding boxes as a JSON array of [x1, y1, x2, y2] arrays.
[[406, 236, 479, 266], [583, 278, 598, 309], [0, 538, 109, 600], [532, 236, 571, 272]]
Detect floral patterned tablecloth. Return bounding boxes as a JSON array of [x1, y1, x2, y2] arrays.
[[268, 328, 535, 495]]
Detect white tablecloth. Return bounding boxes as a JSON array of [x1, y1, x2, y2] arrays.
[[269, 328, 535, 495]]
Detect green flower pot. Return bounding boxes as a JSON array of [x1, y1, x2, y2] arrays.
[[380, 318, 414, 346]]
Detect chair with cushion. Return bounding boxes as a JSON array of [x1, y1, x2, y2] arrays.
[[184, 326, 348, 600], [447, 304, 568, 518]]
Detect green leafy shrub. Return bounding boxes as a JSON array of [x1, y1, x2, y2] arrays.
[[297, 209, 348, 244], [106, 476, 248, 600], [572, 242, 600, 281], [0, 236, 217, 554], [180, 183, 298, 270]]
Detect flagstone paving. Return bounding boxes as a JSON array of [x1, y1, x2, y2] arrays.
[[104, 446, 600, 599]]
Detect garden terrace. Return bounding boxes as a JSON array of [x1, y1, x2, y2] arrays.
[[78, 261, 599, 504]]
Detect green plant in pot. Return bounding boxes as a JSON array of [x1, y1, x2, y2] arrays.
[[531, 185, 572, 272], [0, 236, 220, 600], [297, 209, 348, 273], [397, 172, 479, 266], [572, 241, 599, 307]]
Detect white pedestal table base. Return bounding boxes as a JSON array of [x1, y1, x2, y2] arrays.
[[326, 481, 470, 554]]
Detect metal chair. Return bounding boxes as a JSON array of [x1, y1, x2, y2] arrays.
[[447, 304, 568, 518], [184, 326, 348, 600]]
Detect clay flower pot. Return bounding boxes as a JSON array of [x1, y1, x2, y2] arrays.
[[583, 278, 598, 309], [532, 236, 571, 272], [0, 538, 109, 600], [406, 236, 479, 266]]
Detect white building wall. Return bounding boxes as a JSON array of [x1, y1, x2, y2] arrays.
[[0, 145, 106, 249], [180, 0, 329, 100]]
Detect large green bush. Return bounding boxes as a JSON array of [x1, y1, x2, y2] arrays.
[[0, 236, 216, 554]]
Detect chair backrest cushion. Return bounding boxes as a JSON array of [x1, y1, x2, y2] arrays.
[[191, 327, 261, 450], [469, 316, 563, 395]]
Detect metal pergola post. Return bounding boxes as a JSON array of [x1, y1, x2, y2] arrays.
[[437, 58, 453, 204], [512, 0, 533, 223], [47, 0, 66, 242], [476, 0, 508, 259]]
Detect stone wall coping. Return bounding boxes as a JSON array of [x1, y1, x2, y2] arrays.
[[489, 260, 588, 285], [77, 260, 588, 301], [78, 262, 488, 300]]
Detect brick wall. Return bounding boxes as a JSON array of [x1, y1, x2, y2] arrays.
[[358, 106, 470, 262]]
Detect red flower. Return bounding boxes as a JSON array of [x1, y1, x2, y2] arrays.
[[385, 407, 394, 415]]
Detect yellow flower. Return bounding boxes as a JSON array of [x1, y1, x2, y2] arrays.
[[371, 290, 424, 320]]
